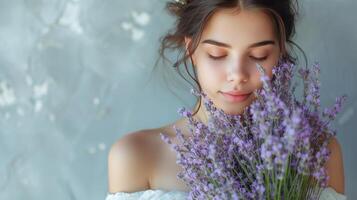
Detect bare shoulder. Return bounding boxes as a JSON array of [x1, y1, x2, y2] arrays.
[[107, 129, 158, 193], [325, 135, 345, 194]]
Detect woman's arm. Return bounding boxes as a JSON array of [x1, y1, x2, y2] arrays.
[[107, 131, 150, 193], [325, 136, 345, 194]]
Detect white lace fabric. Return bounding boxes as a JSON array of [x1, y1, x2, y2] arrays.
[[105, 189, 188, 200], [105, 186, 347, 200], [319, 187, 347, 200]]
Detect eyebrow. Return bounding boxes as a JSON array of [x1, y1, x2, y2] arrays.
[[202, 39, 275, 49]]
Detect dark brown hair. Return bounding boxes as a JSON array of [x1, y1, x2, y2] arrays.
[[151, 0, 308, 116]]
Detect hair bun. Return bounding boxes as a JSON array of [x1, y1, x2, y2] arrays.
[[166, 0, 188, 17]]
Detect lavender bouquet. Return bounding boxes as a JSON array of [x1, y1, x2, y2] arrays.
[[160, 60, 347, 200]]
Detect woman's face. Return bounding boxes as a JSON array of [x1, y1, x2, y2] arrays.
[[186, 8, 281, 116]]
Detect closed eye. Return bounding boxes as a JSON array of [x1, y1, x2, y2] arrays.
[[250, 56, 268, 61], [208, 54, 226, 60], [208, 54, 268, 61]]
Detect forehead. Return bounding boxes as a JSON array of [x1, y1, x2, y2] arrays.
[[201, 8, 277, 48]]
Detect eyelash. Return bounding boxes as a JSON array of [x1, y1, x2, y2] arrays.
[[208, 55, 268, 61]]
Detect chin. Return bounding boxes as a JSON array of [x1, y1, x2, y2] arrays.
[[204, 93, 251, 115], [214, 102, 246, 115], [223, 109, 245, 116]]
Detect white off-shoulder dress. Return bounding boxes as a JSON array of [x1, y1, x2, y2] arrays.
[[105, 187, 347, 200]]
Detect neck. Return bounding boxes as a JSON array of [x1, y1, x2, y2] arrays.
[[192, 99, 210, 125]]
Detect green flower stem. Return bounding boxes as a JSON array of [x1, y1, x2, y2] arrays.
[[264, 169, 272, 200], [233, 153, 254, 183]]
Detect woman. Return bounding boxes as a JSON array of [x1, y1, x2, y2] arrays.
[[106, 0, 346, 199]]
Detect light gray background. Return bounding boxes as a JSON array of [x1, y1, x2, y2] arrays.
[[0, 0, 355, 199]]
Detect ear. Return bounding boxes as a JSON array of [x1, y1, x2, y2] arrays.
[[184, 36, 196, 66], [184, 36, 192, 55]]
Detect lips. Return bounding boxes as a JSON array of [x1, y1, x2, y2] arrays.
[[220, 91, 252, 102], [222, 91, 251, 96]]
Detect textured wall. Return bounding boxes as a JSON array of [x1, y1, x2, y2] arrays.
[[0, 0, 356, 199]]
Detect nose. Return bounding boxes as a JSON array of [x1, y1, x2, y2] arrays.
[[226, 60, 249, 84]]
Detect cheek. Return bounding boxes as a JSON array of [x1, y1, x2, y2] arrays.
[[251, 65, 275, 88], [196, 61, 225, 92], [203, 57, 229, 77], [265, 66, 275, 79]]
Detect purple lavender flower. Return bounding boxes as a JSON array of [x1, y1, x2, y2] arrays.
[[160, 59, 348, 200]]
